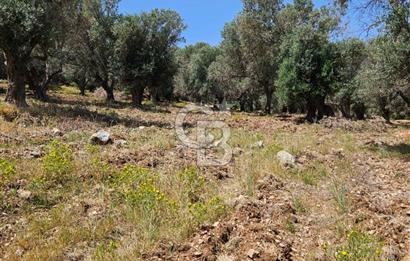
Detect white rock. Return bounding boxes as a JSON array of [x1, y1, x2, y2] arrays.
[[217, 255, 235, 261], [114, 139, 128, 148], [90, 130, 112, 145], [276, 150, 296, 167], [17, 190, 32, 200], [252, 140, 264, 149], [52, 128, 63, 137], [138, 126, 146, 130], [247, 249, 260, 259]]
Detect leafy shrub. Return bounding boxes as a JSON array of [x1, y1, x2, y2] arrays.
[[42, 141, 74, 183], [111, 164, 153, 186], [335, 229, 383, 261], [0, 158, 16, 186], [189, 196, 226, 224], [125, 182, 167, 211], [86, 145, 113, 181], [178, 166, 205, 202], [113, 165, 175, 214]]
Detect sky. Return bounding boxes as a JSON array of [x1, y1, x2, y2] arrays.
[[119, 0, 377, 46]]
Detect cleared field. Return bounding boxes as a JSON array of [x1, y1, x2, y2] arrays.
[[0, 87, 409, 260]]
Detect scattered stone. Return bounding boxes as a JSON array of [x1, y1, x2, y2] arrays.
[[252, 140, 264, 149], [28, 150, 42, 159], [17, 190, 32, 200], [247, 249, 260, 259], [217, 255, 234, 261], [52, 128, 63, 137], [331, 148, 345, 158], [139, 126, 146, 130], [90, 130, 113, 145], [276, 150, 296, 167], [193, 251, 203, 257], [15, 248, 24, 257], [114, 139, 128, 148]]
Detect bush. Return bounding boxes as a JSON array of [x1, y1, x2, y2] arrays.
[[0, 158, 16, 186], [189, 196, 226, 225], [334, 229, 383, 261], [42, 141, 74, 184], [178, 166, 205, 202]]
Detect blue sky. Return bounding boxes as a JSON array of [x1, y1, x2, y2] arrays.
[[119, 0, 376, 46]]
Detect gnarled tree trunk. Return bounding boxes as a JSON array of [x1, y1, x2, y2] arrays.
[[102, 81, 115, 103], [131, 85, 144, 108], [5, 53, 28, 107]]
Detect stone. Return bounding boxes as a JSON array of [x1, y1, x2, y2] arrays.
[[52, 128, 63, 137], [193, 251, 203, 257], [17, 190, 32, 200], [139, 126, 146, 130], [28, 150, 42, 159], [217, 255, 234, 261], [247, 249, 260, 259], [114, 139, 128, 148], [252, 141, 264, 149], [276, 150, 296, 167], [90, 130, 113, 145]]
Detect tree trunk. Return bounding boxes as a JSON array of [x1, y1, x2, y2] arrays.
[[5, 53, 27, 107], [316, 96, 326, 121], [131, 86, 144, 107], [150, 87, 158, 104], [34, 87, 48, 102], [264, 86, 273, 114], [378, 96, 391, 123], [340, 99, 352, 118], [352, 102, 366, 120], [102, 81, 115, 103], [306, 97, 317, 123], [80, 85, 86, 96]]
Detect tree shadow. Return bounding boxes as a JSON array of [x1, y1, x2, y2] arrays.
[[47, 96, 172, 114], [368, 142, 410, 160], [24, 102, 173, 129], [384, 143, 410, 155]]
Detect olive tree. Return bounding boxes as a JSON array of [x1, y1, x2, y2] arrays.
[[174, 43, 221, 103], [115, 10, 185, 107], [0, 0, 62, 107], [333, 38, 367, 119], [276, 1, 339, 122], [67, 0, 119, 103]]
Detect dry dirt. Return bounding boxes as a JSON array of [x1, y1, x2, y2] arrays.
[[0, 88, 409, 260]]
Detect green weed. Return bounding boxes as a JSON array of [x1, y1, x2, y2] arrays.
[[334, 229, 384, 261], [42, 140, 74, 184]]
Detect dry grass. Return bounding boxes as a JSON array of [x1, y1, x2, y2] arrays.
[[0, 87, 409, 260]]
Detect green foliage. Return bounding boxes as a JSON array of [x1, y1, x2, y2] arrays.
[[42, 141, 74, 183], [292, 195, 307, 214], [174, 43, 221, 102], [276, 2, 339, 121], [331, 182, 349, 213], [114, 9, 185, 106], [111, 164, 153, 186], [0, 158, 16, 186], [189, 196, 226, 224], [333, 38, 367, 119], [178, 166, 206, 202], [112, 165, 175, 214], [124, 181, 167, 211], [334, 229, 384, 261]]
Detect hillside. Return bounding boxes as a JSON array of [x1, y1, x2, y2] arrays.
[[0, 87, 409, 260]]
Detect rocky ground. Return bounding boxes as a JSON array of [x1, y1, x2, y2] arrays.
[[0, 87, 409, 260]]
